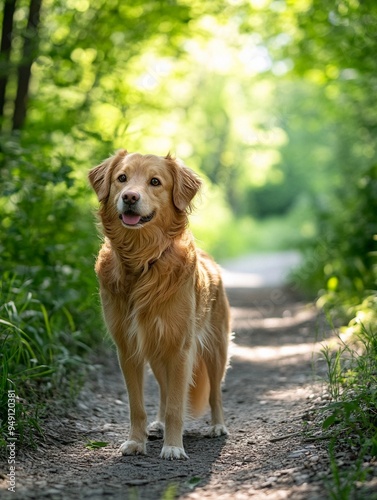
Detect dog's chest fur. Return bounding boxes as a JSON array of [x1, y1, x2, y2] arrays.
[[95, 240, 199, 359]]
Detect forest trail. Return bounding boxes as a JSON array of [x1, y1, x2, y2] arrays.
[[1, 252, 334, 499]]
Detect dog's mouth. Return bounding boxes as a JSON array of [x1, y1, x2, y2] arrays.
[[119, 211, 155, 227]]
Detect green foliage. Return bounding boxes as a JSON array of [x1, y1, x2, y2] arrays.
[[0, 131, 100, 452], [327, 439, 369, 500], [0, 133, 103, 337], [85, 440, 109, 450], [185, 476, 202, 490], [301, 163, 377, 303], [191, 182, 306, 259], [317, 321, 377, 498], [0, 274, 89, 450], [161, 484, 178, 500]]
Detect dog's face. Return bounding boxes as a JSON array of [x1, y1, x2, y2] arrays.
[[112, 153, 173, 229], [89, 150, 201, 230]]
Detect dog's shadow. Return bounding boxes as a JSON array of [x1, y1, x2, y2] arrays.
[[92, 429, 227, 499], [88, 361, 228, 498], [112, 430, 227, 498]]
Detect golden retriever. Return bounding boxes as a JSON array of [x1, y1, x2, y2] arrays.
[[88, 149, 230, 460]]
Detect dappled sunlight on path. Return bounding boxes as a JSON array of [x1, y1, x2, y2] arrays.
[[231, 305, 316, 330], [231, 341, 327, 364]]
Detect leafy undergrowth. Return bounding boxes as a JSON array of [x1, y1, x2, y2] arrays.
[[310, 299, 377, 499], [0, 275, 90, 456]]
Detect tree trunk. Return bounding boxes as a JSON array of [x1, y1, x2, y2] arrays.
[[12, 0, 42, 130], [0, 0, 17, 122]]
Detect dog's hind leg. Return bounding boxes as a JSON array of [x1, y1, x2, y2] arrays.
[[206, 363, 228, 437], [204, 283, 230, 437], [204, 327, 229, 437]]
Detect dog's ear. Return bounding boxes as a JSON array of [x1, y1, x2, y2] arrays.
[[168, 155, 202, 212], [89, 149, 127, 202]]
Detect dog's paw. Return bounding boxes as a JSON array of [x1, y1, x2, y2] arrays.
[[207, 424, 229, 438], [160, 446, 188, 460], [119, 440, 146, 456], [147, 421, 165, 440]]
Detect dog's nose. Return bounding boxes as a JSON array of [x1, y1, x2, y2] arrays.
[[122, 191, 140, 205]]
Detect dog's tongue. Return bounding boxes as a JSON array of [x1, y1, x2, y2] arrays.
[[122, 213, 141, 226]]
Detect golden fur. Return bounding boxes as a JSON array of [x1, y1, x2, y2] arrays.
[[89, 149, 231, 460]]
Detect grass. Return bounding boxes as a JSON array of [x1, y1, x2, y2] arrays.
[[327, 440, 370, 500], [316, 308, 377, 499], [0, 274, 89, 454]]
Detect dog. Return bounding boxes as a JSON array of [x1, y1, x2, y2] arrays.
[[88, 149, 231, 460]]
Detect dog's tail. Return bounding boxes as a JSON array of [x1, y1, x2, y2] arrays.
[[188, 356, 210, 418]]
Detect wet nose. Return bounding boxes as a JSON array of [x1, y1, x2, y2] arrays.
[[122, 191, 140, 205]]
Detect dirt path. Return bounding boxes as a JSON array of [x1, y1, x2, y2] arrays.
[[1, 256, 334, 499]]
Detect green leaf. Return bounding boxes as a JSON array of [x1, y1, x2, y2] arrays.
[[185, 477, 202, 490], [322, 413, 338, 430], [85, 441, 109, 450]]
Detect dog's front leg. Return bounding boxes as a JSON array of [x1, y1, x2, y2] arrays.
[[118, 352, 148, 456], [147, 362, 167, 439], [160, 355, 191, 460]]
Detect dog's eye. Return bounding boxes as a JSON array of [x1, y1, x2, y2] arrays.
[[150, 178, 161, 186], [118, 174, 127, 183]]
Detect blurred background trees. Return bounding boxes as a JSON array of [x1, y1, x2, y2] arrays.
[[0, 0, 376, 446]]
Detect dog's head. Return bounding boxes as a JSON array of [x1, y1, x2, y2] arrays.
[[88, 150, 201, 230]]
